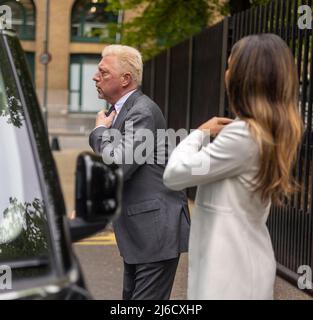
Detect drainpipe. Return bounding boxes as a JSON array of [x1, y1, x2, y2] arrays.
[[43, 0, 50, 131], [115, 9, 124, 43]]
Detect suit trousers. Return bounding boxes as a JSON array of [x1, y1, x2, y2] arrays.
[[122, 256, 180, 300]]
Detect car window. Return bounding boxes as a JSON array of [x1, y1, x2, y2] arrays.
[[0, 38, 50, 278]]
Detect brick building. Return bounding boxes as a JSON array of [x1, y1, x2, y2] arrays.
[[0, 0, 132, 146], [0, 0, 225, 148]]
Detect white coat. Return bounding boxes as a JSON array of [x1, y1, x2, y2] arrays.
[[163, 119, 276, 300]]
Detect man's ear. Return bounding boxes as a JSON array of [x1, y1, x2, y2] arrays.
[[121, 73, 132, 87]]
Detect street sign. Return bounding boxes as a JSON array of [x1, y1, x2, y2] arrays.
[[39, 52, 52, 65]]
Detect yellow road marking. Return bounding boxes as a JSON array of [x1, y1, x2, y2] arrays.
[[75, 232, 117, 246], [75, 241, 116, 246], [82, 235, 116, 241]]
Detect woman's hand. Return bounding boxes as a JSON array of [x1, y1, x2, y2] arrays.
[[198, 117, 234, 137]]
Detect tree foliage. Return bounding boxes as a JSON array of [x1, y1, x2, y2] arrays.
[[250, 0, 271, 6], [102, 0, 272, 60], [104, 0, 227, 59]]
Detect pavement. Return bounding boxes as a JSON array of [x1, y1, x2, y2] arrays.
[[53, 148, 313, 300], [73, 237, 188, 300]]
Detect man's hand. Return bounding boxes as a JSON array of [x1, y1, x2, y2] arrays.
[[198, 116, 233, 137], [68, 210, 76, 220], [95, 110, 116, 128]]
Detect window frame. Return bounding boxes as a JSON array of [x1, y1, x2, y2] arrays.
[[24, 51, 35, 82], [68, 54, 108, 113], [71, 1, 118, 43]]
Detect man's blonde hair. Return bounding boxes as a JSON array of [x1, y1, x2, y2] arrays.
[[102, 45, 143, 86]]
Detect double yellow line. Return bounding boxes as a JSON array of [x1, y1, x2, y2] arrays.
[[75, 232, 117, 246]]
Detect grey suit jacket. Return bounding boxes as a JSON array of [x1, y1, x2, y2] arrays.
[[89, 89, 190, 264]]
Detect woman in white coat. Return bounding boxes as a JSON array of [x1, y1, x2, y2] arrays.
[[163, 34, 303, 300]]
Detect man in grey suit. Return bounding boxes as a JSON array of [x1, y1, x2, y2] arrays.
[[89, 45, 190, 300]]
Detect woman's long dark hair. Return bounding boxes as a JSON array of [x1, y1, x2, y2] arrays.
[[227, 34, 303, 204]]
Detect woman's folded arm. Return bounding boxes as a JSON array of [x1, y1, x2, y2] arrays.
[[163, 122, 257, 191]]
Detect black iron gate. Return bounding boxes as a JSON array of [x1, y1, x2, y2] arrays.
[[142, 0, 313, 295]]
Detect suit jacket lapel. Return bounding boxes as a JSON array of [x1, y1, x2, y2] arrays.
[[112, 89, 143, 130]]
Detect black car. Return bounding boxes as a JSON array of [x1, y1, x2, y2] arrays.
[[0, 29, 122, 299]]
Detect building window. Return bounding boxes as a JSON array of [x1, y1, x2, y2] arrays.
[[69, 55, 108, 113], [0, 0, 36, 40], [25, 51, 34, 82], [71, 0, 118, 43]]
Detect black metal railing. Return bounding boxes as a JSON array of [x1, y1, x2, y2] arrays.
[[230, 0, 313, 295], [142, 0, 313, 295]]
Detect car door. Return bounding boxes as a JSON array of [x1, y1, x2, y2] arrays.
[[0, 29, 122, 300], [0, 30, 91, 300]]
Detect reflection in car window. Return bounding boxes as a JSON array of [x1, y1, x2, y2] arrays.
[[0, 66, 25, 128], [0, 40, 50, 277]]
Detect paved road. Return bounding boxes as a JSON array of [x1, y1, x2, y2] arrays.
[[73, 231, 187, 300]]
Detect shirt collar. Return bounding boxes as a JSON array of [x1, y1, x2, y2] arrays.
[[114, 89, 137, 113]]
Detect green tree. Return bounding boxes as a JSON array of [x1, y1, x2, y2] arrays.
[[250, 0, 271, 6], [104, 0, 227, 59], [103, 0, 272, 60], [228, 0, 271, 14]]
